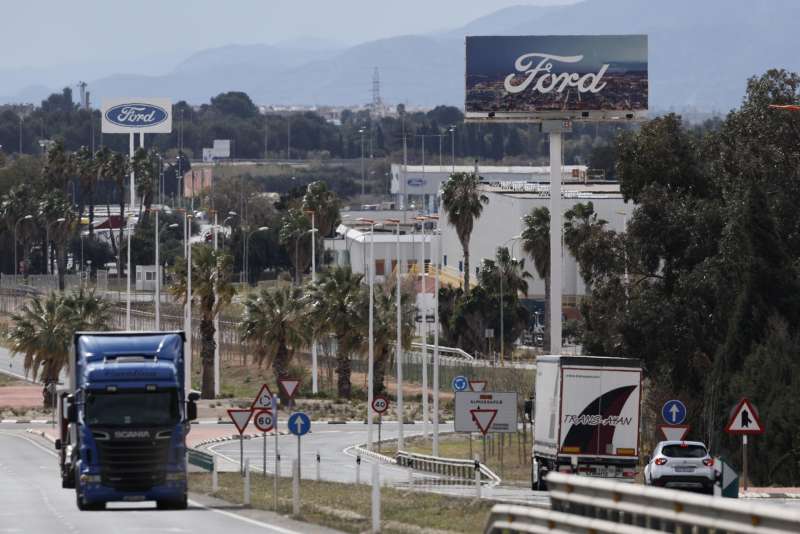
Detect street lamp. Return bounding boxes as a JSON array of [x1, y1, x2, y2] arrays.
[[358, 217, 376, 450], [304, 209, 319, 394], [499, 235, 522, 364], [45, 217, 66, 276], [126, 216, 134, 330], [425, 214, 441, 456], [245, 226, 270, 285], [155, 216, 179, 329], [414, 215, 429, 440], [449, 126, 456, 172], [385, 218, 405, 449], [185, 212, 193, 394], [359, 128, 366, 196], [13, 214, 33, 284]]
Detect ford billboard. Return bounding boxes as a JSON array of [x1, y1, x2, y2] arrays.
[[465, 35, 647, 121], [101, 98, 173, 133]]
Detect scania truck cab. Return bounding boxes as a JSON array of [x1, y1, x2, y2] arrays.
[[57, 331, 198, 510]]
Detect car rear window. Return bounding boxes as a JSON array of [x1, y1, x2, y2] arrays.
[[662, 444, 707, 458]]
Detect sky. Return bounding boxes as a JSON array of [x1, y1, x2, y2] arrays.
[[0, 0, 578, 71]]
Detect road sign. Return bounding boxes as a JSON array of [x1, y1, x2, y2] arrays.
[[469, 380, 487, 392], [452, 375, 469, 392], [454, 392, 518, 434], [661, 399, 687, 425], [227, 409, 253, 434], [279, 378, 301, 399], [725, 398, 764, 435], [658, 424, 690, 441], [252, 383, 274, 410], [371, 395, 389, 414], [288, 412, 311, 437], [253, 409, 275, 433]]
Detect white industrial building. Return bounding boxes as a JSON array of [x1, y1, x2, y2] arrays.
[[439, 181, 632, 303]]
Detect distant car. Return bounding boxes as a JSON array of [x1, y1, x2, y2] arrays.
[[644, 440, 715, 494]]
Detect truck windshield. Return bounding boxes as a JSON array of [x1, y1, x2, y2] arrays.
[[84, 390, 179, 426]]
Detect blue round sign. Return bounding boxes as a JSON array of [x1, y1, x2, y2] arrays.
[[104, 102, 169, 129], [452, 375, 469, 392], [662, 400, 687, 425], [288, 412, 311, 437]]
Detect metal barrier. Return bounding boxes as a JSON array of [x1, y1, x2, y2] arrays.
[[530, 472, 800, 534], [188, 448, 215, 471], [396, 450, 501, 484], [484, 504, 651, 534]]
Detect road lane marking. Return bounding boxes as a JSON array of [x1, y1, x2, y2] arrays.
[[0, 431, 58, 457], [187, 500, 303, 534]]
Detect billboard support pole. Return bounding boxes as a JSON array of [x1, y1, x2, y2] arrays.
[[549, 131, 562, 355]]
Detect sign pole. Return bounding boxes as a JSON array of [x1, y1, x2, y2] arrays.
[[273, 395, 279, 511], [378, 413, 382, 453], [549, 130, 562, 355], [239, 434, 244, 475], [743, 435, 748, 492], [297, 435, 302, 478], [263, 431, 267, 477]]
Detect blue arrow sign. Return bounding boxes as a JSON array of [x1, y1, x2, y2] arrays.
[[288, 412, 311, 437], [452, 375, 469, 392], [662, 399, 687, 425]]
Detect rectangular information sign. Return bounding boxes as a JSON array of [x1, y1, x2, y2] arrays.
[[465, 35, 648, 122], [454, 392, 518, 434]]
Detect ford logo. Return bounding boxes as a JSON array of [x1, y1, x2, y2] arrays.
[[104, 103, 168, 128], [407, 178, 426, 187]]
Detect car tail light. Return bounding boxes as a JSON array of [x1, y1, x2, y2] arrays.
[[655, 458, 668, 465], [703, 458, 714, 467]]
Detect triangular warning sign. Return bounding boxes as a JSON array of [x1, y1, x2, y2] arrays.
[[469, 380, 487, 392], [725, 398, 764, 435], [470, 408, 498, 435], [658, 424, 690, 441], [251, 383, 274, 409], [228, 409, 253, 434], [279, 378, 301, 399]]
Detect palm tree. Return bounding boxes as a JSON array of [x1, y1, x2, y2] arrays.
[[6, 290, 109, 406], [39, 191, 76, 290], [240, 286, 308, 403], [74, 146, 98, 235], [440, 172, 489, 295], [42, 140, 73, 194], [521, 207, 551, 349], [170, 244, 235, 399], [103, 151, 129, 277], [302, 180, 341, 238], [479, 247, 531, 358], [279, 208, 312, 284], [308, 266, 364, 399], [564, 202, 608, 285], [132, 147, 160, 221], [93, 147, 117, 256]]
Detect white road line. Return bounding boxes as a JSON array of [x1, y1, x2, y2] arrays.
[[187, 500, 304, 534], [0, 431, 58, 457]]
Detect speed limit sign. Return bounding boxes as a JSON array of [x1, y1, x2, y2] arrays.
[[253, 409, 275, 432], [371, 395, 389, 414]]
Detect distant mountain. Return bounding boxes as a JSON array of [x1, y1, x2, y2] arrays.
[[4, 0, 800, 111]]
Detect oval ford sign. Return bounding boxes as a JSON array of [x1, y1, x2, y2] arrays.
[[105, 103, 169, 129], [407, 178, 426, 187]]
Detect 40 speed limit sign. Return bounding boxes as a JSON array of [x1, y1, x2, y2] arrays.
[[372, 395, 389, 414], [253, 409, 275, 432]]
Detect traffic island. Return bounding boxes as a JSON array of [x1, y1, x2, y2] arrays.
[[189, 471, 495, 533]]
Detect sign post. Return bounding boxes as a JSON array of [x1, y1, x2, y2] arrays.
[[372, 395, 389, 452], [272, 395, 279, 511], [253, 409, 275, 477], [227, 409, 253, 474], [288, 412, 311, 477], [724, 398, 764, 492]]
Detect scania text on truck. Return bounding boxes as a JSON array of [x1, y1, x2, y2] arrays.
[[525, 355, 643, 490], [56, 331, 198, 510]]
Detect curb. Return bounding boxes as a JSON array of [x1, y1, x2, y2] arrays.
[[1, 419, 53, 424], [741, 492, 800, 499]]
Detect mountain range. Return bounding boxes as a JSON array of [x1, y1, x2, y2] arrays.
[[2, 0, 799, 111]]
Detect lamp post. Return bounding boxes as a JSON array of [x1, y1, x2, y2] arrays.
[[13, 214, 33, 285], [499, 235, 522, 364], [415, 215, 429, 440], [358, 217, 375, 450], [45, 217, 66, 276], [449, 126, 456, 172], [186, 212, 193, 394], [359, 128, 366, 196], [155, 217, 179, 330], [126, 215, 133, 330], [304, 210, 319, 394], [213, 210, 220, 397], [385, 218, 404, 449], [427, 215, 441, 456], [245, 226, 270, 284]]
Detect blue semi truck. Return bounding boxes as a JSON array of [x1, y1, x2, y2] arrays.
[[56, 331, 198, 510]]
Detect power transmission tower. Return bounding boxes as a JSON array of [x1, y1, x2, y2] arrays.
[[371, 67, 383, 116]]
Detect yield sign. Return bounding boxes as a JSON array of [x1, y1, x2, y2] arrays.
[[279, 378, 301, 399], [469, 380, 487, 392], [725, 398, 764, 435], [470, 408, 498, 435], [227, 409, 253, 434], [252, 383, 274, 410], [658, 424, 690, 441]]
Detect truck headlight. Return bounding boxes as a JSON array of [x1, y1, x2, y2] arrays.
[[166, 472, 186, 481], [80, 474, 101, 483]]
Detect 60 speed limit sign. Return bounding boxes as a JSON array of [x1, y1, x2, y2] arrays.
[[253, 409, 275, 432], [371, 395, 389, 414]]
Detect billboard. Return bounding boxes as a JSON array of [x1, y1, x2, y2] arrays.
[[465, 35, 647, 122], [101, 98, 173, 133], [212, 139, 231, 158]]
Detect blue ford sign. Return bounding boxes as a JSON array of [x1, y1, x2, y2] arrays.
[[101, 98, 173, 134], [407, 178, 426, 187]]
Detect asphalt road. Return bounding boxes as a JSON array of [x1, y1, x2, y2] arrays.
[[0, 427, 341, 533]]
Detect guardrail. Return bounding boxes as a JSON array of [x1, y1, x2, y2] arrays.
[[484, 504, 647, 534], [483, 472, 800, 534], [409, 341, 475, 361], [187, 447, 215, 472], [396, 450, 501, 484]]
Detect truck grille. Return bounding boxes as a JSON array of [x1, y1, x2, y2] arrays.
[[96, 438, 170, 491]]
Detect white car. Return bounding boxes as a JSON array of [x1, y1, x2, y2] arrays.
[[644, 440, 715, 494]]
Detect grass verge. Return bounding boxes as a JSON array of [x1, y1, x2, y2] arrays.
[[190, 471, 494, 533]]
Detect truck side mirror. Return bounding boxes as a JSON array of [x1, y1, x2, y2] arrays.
[[523, 399, 533, 422], [66, 403, 77, 423], [54, 439, 62, 451], [187, 402, 197, 421], [188, 392, 200, 402]]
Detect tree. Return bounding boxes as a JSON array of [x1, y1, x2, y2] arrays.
[[132, 147, 160, 221], [209, 92, 258, 119], [521, 207, 551, 349], [170, 244, 235, 399], [240, 286, 308, 403], [7, 290, 109, 406], [478, 247, 531, 358], [38, 190, 76, 289], [308, 266, 364, 399], [41, 140, 73, 194], [73, 146, 98, 234], [279, 208, 312, 284], [301, 180, 340, 238], [440, 172, 488, 295], [102, 151, 129, 276]]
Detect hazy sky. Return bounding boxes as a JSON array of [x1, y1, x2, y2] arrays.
[[2, 0, 577, 70]]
